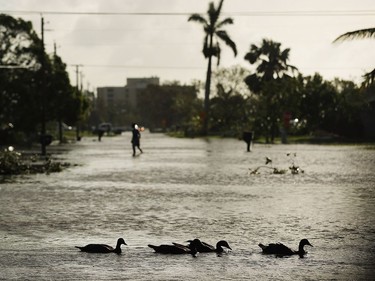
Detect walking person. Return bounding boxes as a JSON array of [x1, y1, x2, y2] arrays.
[[131, 123, 143, 157]]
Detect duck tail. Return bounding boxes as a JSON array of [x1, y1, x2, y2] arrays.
[[75, 246, 83, 250]]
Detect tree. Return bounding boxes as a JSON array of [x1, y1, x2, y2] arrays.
[[0, 14, 45, 143], [331, 78, 366, 138], [188, 0, 237, 135], [0, 14, 86, 147], [298, 73, 337, 134], [333, 27, 375, 85], [49, 53, 75, 143], [137, 83, 199, 132], [210, 65, 252, 135], [244, 39, 297, 142]]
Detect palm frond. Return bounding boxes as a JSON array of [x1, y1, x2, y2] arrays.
[[216, 30, 237, 56], [216, 17, 234, 29], [362, 68, 375, 87], [333, 27, 375, 43], [216, 0, 224, 14], [208, 2, 218, 26], [188, 14, 207, 25]]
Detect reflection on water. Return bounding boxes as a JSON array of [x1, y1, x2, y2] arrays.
[[0, 132, 374, 280]]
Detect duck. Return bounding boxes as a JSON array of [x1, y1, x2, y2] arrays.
[[75, 238, 127, 254], [265, 157, 272, 165], [187, 239, 232, 253], [148, 238, 202, 257], [258, 238, 313, 257]]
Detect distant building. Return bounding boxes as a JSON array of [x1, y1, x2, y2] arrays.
[[97, 86, 126, 108], [125, 77, 160, 109], [95, 77, 160, 126]]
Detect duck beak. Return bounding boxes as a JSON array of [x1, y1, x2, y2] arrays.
[[308, 242, 313, 247]]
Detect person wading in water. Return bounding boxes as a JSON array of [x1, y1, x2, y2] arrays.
[[131, 123, 143, 157]]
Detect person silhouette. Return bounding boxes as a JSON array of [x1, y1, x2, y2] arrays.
[[131, 123, 143, 156]]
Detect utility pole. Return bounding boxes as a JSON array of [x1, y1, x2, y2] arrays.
[[53, 41, 64, 144], [40, 16, 47, 155], [72, 64, 82, 141]]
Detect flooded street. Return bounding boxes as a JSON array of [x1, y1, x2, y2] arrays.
[[1, 131, 374, 280]]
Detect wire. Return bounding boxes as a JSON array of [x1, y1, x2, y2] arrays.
[[1, 10, 374, 17], [68, 64, 205, 70]]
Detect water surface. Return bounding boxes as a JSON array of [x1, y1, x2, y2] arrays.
[[1, 132, 374, 280]]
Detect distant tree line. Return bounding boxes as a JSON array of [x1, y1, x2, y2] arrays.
[[137, 82, 200, 134], [133, 59, 372, 141], [1, 12, 374, 147], [186, 0, 374, 142]]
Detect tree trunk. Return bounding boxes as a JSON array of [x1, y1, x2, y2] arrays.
[[58, 118, 63, 144], [203, 33, 214, 136], [203, 55, 212, 136]]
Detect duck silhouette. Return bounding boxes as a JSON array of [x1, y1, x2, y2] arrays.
[[75, 238, 127, 254], [148, 238, 202, 257], [187, 239, 232, 253], [265, 157, 272, 165], [259, 238, 313, 257]]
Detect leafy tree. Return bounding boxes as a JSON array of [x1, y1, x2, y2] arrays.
[[244, 39, 297, 142], [210, 65, 253, 135], [331, 78, 366, 137], [0, 14, 45, 143], [188, 0, 237, 135], [298, 73, 337, 134], [137, 83, 199, 132], [210, 84, 248, 135], [49, 53, 75, 142], [0, 14, 87, 146]]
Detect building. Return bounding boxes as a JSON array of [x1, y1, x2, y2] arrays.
[[125, 77, 160, 109], [96, 86, 126, 108], [95, 77, 160, 127]]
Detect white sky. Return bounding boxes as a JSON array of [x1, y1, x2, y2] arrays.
[[1, 0, 374, 91]]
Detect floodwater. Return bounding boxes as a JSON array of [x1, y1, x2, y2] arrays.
[[0, 131, 374, 280]]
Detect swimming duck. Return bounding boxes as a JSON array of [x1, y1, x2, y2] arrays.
[[265, 157, 272, 165], [188, 239, 232, 253], [148, 239, 202, 257], [75, 238, 127, 254], [258, 238, 313, 257]]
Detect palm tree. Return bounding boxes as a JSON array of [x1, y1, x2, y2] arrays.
[[188, 0, 237, 135], [334, 27, 375, 85], [244, 39, 297, 143], [244, 39, 297, 83]]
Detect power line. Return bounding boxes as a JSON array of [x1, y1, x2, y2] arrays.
[[67, 63, 370, 71], [68, 64, 205, 70], [1, 10, 374, 17]]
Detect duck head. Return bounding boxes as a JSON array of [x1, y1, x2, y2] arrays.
[[117, 238, 127, 246], [300, 239, 312, 248], [217, 240, 232, 251], [298, 239, 313, 256]]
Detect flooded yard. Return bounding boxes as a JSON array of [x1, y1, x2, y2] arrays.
[[0, 132, 374, 280]]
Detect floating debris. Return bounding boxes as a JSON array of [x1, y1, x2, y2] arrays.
[[0, 148, 73, 176], [249, 153, 304, 175]]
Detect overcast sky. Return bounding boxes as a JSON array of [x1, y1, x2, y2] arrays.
[[1, 0, 374, 91]]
